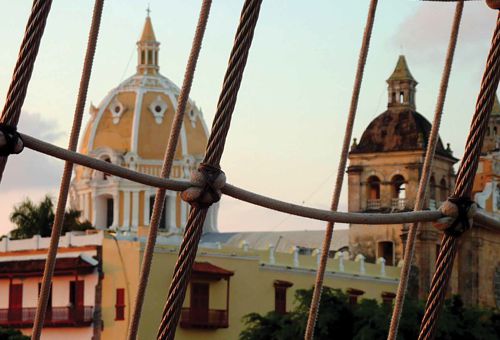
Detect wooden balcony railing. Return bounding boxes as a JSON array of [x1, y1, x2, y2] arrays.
[[0, 306, 93, 328], [180, 308, 228, 329], [366, 199, 381, 210], [391, 198, 407, 210]]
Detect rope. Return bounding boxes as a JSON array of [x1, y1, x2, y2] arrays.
[[0, 0, 53, 181], [127, 1, 212, 338], [418, 9, 500, 340], [16, 132, 500, 228], [31, 1, 104, 338], [304, 1, 378, 338], [387, 2, 463, 339], [157, 1, 263, 338]]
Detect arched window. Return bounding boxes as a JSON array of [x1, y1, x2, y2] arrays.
[[429, 176, 436, 200], [378, 241, 394, 266], [399, 92, 404, 103], [95, 194, 114, 228], [391, 175, 406, 199], [392, 92, 396, 103], [494, 126, 498, 136], [367, 176, 381, 200], [440, 178, 447, 202]]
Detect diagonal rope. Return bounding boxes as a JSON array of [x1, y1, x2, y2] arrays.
[[31, 1, 104, 339], [126, 1, 212, 339], [0, 0, 53, 181], [156, 1, 263, 339], [387, 2, 464, 339], [304, 1, 378, 338], [418, 9, 500, 340]]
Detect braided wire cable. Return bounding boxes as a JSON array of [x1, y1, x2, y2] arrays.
[[31, 1, 104, 339], [387, 2, 464, 339], [418, 9, 500, 340], [304, 1, 378, 338], [0, 0, 53, 181], [157, 1, 263, 338], [127, 1, 212, 339]]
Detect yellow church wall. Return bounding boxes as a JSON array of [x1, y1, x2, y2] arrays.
[[135, 245, 399, 340], [183, 116, 208, 157], [93, 92, 136, 152], [137, 92, 184, 160], [101, 236, 140, 340], [79, 120, 93, 155]]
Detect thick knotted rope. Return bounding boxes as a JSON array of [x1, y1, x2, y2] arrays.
[[127, 2, 212, 338], [181, 163, 226, 208], [0, 0, 52, 182], [387, 2, 464, 339], [31, 1, 104, 339], [418, 8, 500, 340], [157, 1, 263, 339], [304, 1, 378, 339], [0, 124, 24, 156]]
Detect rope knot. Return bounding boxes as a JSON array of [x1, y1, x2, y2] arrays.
[[0, 124, 24, 157], [181, 163, 226, 209], [433, 197, 477, 236]]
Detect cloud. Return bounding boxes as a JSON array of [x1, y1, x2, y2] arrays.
[[392, 2, 497, 65]]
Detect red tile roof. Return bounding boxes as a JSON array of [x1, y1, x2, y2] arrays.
[[192, 262, 234, 279]]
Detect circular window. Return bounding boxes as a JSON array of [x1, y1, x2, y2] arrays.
[[114, 106, 121, 113], [189, 110, 195, 117], [155, 105, 162, 113]]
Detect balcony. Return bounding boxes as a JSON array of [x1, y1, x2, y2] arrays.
[[180, 308, 228, 329], [366, 199, 381, 210], [391, 198, 407, 210], [0, 306, 93, 328]]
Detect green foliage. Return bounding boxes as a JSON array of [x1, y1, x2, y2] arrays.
[[9, 195, 93, 240], [240, 287, 500, 340], [0, 327, 29, 340]]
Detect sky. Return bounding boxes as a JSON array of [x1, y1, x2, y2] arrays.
[[0, 1, 497, 235]]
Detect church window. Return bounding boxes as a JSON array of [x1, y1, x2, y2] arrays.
[[347, 288, 364, 305], [429, 176, 436, 200], [399, 91, 404, 103], [391, 92, 396, 103], [155, 105, 162, 113], [141, 50, 146, 65], [149, 195, 167, 229], [274, 280, 293, 315], [367, 176, 380, 199], [494, 126, 498, 136], [377, 241, 394, 266], [439, 178, 447, 202], [392, 175, 406, 199], [147, 50, 153, 65]]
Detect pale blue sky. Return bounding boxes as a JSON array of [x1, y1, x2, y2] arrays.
[[0, 1, 497, 234]]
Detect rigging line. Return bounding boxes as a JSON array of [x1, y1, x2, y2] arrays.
[[387, 2, 464, 340], [127, 1, 212, 339], [31, 1, 104, 339], [19, 132, 500, 228], [305, 1, 378, 338], [419, 7, 500, 340]]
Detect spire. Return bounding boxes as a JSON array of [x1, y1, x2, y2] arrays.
[[491, 94, 500, 116], [387, 55, 415, 82], [386, 55, 418, 110], [137, 11, 160, 75]]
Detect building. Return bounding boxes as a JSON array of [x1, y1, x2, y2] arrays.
[[0, 14, 402, 340], [348, 55, 500, 307]]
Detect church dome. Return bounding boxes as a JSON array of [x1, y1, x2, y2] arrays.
[[350, 56, 454, 159], [78, 15, 208, 166]]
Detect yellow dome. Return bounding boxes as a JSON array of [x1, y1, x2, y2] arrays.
[[78, 14, 209, 169]]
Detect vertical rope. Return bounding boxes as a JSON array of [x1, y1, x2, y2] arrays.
[[31, 1, 104, 339], [304, 1, 378, 339], [387, 2, 463, 339], [0, 0, 53, 181], [418, 10, 500, 340], [126, 1, 212, 339], [156, 1, 263, 338]]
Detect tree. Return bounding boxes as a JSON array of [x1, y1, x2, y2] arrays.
[[0, 326, 29, 340], [240, 287, 500, 340], [9, 195, 93, 240]]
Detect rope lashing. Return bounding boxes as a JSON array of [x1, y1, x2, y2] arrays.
[[0, 0, 52, 181], [305, 1, 378, 338], [31, 1, 104, 339], [157, 1, 263, 338], [0, 124, 24, 156], [433, 198, 477, 236], [387, 2, 464, 339], [127, 1, 212, 339], [418, 6, 500, 340], [181, 163, 226, 208]]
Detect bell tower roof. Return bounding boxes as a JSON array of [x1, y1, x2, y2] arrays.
[[386, 55, 418, 110], [136, 12, 160, 75], [387, 55, 416, 83], [140, 14, 156, 42]]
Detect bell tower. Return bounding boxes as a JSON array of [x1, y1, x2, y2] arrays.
[[387, 55, 418, 110], [137, 12, 160, 75]]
